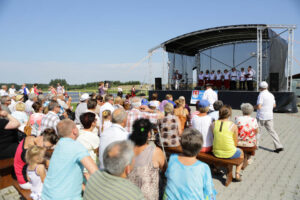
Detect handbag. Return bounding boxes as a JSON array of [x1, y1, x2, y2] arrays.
[[24, 120, 32, 136]]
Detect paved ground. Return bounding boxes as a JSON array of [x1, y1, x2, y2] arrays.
[[213, 109, 300, 200]]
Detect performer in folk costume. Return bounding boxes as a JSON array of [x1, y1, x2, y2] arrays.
[[173, 70, 182, 90], [230, 67, 238, 90], [239, 67, 246, 90], [223, 69, 230, 90], [198, 71, 205, 88], [204, 70, 210, 86], [209, 70, 216, 87], [215, 70, 223, 90], [246, 66, 255, 91]]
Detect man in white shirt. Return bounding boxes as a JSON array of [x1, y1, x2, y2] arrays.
[[246, 66, 255, 91], [99, 94, 115, 121], [8, 85, 16, 95], [0, 85, 8, 97], [239, 68, 246, 90], [256, 81, 283, 153], [99, 108, 129, 169], [229, 67, 238, 90], [75, 93, 90, 124], [202, 83, 218, 112]]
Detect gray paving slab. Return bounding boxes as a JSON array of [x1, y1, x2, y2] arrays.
[[213, 109, 300, 200]]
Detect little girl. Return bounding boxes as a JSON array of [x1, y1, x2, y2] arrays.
[[25, 145, 46, 200]]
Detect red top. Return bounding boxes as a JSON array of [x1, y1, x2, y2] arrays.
[[14, 139, 27, 184]]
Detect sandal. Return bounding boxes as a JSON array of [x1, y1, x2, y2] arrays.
[[235, 173, 242, 182]]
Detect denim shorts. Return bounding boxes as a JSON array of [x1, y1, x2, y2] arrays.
[[229, 148, 242, 159]]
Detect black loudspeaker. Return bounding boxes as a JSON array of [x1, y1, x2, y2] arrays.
[[269, 73, 279, 91], [155, 78, 162, 90]]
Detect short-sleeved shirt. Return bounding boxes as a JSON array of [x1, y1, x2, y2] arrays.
[[191, 115, 214, 148], [84, 170, 144, 200], [126, 108, 159, 133], [202, 88, 218, 111], [40, 111, 60, 133], [164, 154, 216, 200], [0, 119, 18, 152], [235, 116, 258, 147], [42, 138, 89, 200], [256, 90, 275, 120]]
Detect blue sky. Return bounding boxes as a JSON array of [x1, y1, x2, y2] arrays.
[[0, 0, 299, 84]]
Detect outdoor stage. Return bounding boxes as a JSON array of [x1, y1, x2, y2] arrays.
[[149, 90, 298, 113]]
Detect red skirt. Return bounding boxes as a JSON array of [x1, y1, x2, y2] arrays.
[[198, 80, 204, 87], [216, 80, 222, 88]]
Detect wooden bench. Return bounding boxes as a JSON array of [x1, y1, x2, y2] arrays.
[[0, 158, 14, 176], [163, 146, 243, 186], [239, 146, 256, 170], [12, 179, 32, 200]]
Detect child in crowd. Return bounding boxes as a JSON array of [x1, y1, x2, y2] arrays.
[[164, 128, 216, 200], [26, 145, 47, 200], [100, 110, 112, 134]]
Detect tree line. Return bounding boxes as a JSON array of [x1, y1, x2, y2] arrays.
[[0, 79, 141, 91]]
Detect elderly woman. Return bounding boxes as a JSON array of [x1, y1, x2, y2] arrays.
[[11, 102, 28, 132], [128, 118, 166, 200], [235, 103, 258, 164], [191, 100, 213, 152], [212, 105, 244, 181], [158, 103, 182, 147]]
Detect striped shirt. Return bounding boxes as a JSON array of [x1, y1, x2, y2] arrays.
[[83, 170, 145, 200]]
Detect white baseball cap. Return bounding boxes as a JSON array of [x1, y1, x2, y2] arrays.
[[80, 93, 90, 101], [259, 81, 268, 89]]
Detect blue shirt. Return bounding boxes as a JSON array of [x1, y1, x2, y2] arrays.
[[42, 138, 89, 200], [164, 154, 216, 200]]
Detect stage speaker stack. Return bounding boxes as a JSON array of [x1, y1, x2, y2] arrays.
[[269, 73, 279, 91], [155, 78, 162, 90]]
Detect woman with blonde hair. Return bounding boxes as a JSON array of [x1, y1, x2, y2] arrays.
[[174, 98, 189, 133], [11, 102, 28, 132], [99, 110, 112, 134], [113, 96, 123, 109]]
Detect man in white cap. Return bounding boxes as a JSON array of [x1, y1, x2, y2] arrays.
[[256, 81, 283, 153], [75, 93, 90, 124]]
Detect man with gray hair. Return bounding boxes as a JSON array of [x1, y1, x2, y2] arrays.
[[99, 108, 130, 169], [126, 96, 163, 133], [84, 140, 144, 200], [75, 93, 90, 124], [0, 96, 12, 114], [42, 119, 98, 200], [256, 81, 283, 153], [25, 93, 37, 115], [41, 100, 61, 133]]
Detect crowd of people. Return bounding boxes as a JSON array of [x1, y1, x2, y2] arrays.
[[0, 80, 283, 200]]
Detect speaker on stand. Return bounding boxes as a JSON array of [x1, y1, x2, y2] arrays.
[[155, 78, 162, 90]]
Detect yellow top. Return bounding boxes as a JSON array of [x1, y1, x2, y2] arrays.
[[212, 120, 236, 158]]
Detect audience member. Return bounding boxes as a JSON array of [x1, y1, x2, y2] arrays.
[[256, 81, 283, 153], [126, 97, 163, 133], [11, 102, 28, 131], [87, 99, 100, 134], [128, 118, 166, 200], [0, 110, 20, 159], [1, 96, 12, 114], [25, 93, 37, 115], [40, 101, 60, 133], [98, 82, 107, 96], [8, 84, 16, 95], [84, 140, 144, 200], [100, 110, 112, 134], [212, 105, 244, 181], [179, 96, 191, 113], [75, 93, 90, 124], [30, 102, 45, 136], [158, 103, 181, 147], [8, 93, 17, 113], [164, 128, 216, 200], [99, 94, 115, 121], [165, 94, 176, 107], [174, 99, 189, 132], [208, 100, 223, 121], [77, 112, 100, 179], [99, 108, 129, 169], [114, 96, 124, 109], [14, 128, 58, 189], [42, 119, 98, 200], [25, 145, 47, 200], [117, 86, 123, 97], [235, 103, 258, 165], [0, 85, 8, 96], [191, 100, 213, 152], [149, 93, 160, 110], [94, 95, 103, 115]]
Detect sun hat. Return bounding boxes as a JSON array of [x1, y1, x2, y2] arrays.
[[80, 93, 90, 101], [16, 95, 24, 102], [197, 99, 210, 108], [259, 81, 268, 89]]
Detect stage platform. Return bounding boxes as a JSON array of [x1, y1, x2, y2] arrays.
[[149, 90, 298, 113]]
